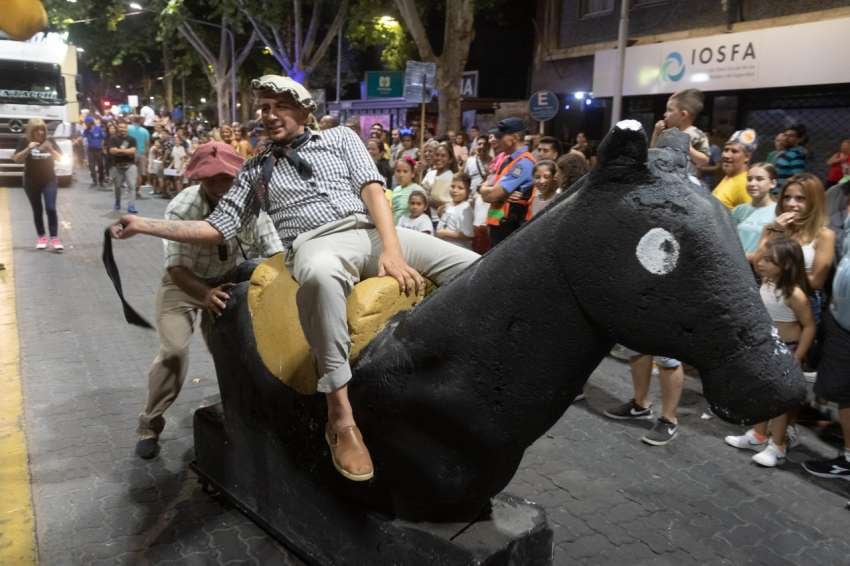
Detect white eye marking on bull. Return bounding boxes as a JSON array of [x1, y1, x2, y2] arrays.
[[636, 228, 680, 275], [616, 119, 643, 132]]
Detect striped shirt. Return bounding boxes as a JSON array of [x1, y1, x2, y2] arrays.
[[164, 184, 283, 280], [775, 146, 807, 187], [206, 126, 385, 249]]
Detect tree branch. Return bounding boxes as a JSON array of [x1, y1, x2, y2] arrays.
[[178, 22, 217, 68], [218, 16, 228, 68], [293, 0, 303, 69], [238, 3, 293, 74], [301, 0, 321, 63], [233, 29, 258, 70], [305, 0, 347, 71], [394, 0, 436, 63], [272, 27, 294, 72]]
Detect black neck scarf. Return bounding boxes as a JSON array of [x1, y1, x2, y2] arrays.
[[102, 228, 154, 329], [257, 131, 313, 209]]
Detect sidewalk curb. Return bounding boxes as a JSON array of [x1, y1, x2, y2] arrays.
[[0, 187, 37, 565]]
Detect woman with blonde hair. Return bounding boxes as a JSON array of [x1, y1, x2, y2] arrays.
[[755, 173, 835, 307], [12, 118, 64, 251]]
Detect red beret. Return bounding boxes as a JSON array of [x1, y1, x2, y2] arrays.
[[184, 141, 244, 180]]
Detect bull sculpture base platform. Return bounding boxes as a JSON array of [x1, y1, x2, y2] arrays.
[[192, 403, 553, 565]]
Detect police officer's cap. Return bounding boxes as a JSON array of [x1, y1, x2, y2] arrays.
[[489, 117, 526, 136]]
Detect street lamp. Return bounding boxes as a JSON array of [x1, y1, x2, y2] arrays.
[[129, 2, 142, 9], [377, 15, 398, 27]]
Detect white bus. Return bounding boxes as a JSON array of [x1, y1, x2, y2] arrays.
[[0, 33, 78, 185]]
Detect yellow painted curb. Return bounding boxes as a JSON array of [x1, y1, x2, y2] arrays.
[[0, 187, 37, 565]]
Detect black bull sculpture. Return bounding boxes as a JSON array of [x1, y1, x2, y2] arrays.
[[198, 123, 805, 557]]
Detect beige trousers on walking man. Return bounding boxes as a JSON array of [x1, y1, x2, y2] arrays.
[[287, 214, 479, 393], [138, 273, 213, 438]]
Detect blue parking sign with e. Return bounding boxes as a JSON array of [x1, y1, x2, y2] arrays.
[[528, 91, 559, 122]]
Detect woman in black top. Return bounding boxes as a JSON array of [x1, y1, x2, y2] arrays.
[[13, 118, 64, 251]]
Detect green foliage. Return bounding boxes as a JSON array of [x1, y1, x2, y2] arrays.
[[347, 0, 413, 70]]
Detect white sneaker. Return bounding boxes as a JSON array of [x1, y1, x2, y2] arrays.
[[752, 440, 786, 467], [725, 429, 767, 451]]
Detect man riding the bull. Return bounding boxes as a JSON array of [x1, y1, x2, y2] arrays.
[[111, 75, 478, 481]]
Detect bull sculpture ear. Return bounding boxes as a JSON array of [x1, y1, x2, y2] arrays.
[[649, 127, 692, 180], [596, 120, 648, 169]]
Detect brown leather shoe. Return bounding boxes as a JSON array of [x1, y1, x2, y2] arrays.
[[325, 424, 374, 481]]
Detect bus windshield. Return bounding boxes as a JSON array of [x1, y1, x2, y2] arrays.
[[0, 60, 65, 105]]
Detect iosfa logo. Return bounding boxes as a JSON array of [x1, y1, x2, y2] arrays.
[[660, 52, 685, 82]]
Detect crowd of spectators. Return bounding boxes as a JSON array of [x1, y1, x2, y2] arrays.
[[75, 106, 270, 209]]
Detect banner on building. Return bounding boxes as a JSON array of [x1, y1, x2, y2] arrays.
[[592, 17, 850, 97]]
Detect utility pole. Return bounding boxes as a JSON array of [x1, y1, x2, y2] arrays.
[[335, 13, 344, 103], [611, 0, 630, 124]]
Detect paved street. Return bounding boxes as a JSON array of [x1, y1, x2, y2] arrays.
[[4, 172, 850, 565]]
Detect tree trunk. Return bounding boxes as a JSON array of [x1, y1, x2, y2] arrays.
[[163, 43, 174, 110], [436, 66, 462, 134], [215, 77, 229, 126], [394, 0, 475, 135]]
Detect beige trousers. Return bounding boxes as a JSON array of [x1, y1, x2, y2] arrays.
[[287, 214, 479, 393], [137, 274, 213, 438]]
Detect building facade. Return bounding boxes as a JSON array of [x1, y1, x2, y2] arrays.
[[533, 0, 850, 178]]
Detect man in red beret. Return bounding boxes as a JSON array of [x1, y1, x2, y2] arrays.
[[135, 141, 283, 459]]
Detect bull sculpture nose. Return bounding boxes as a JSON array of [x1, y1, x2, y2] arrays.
[[701, 332, 806, 425]]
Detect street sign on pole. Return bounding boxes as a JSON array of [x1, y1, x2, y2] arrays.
[[528, 90, 559, 122], [404, 60, 437, 149], [403, 60, 436, 104]]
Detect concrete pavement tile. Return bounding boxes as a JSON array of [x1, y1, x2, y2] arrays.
[[742, 546, 797, 566], [722, 523, 767, 548], [209, 528, 250, 563], [766, 530, 815, 559], [624, 525, 677, 555], [564, 540, 657, 565], [557, 533, 614, 559], [548, 508, 594, 541], [244, 537, 304, 565], [606, 501, 649, 525]]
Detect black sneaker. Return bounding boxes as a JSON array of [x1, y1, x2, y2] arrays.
[[641, 417, 679, 446], [135, 437, 160, 459], [802, 455, 850, 481], [604, 399, 653, 420]]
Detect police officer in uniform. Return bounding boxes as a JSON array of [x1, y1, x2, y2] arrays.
[[479, 118, 536, 246]]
